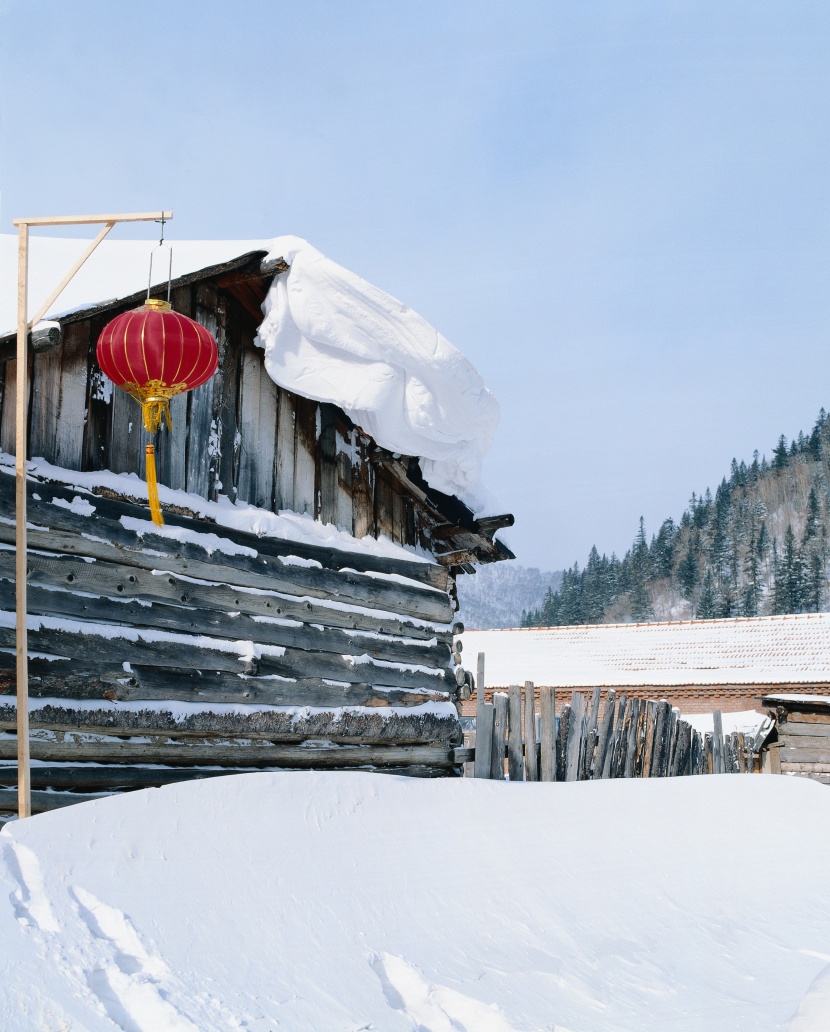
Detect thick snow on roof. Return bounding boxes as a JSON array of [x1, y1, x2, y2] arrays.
[[466, 612, 830, 688], [1, 772, 828, 1030], [0, 233, 498, 506]]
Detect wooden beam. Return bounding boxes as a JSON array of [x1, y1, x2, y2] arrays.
[[15, 222, 30, 820], [13, 211, 172, 226]]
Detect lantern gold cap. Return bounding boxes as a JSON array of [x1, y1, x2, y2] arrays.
[[145, 298, 172, 312]]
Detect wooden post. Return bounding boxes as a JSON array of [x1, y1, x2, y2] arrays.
[[11, 210, 172, 820], [691, 729, 703, 775], [642, 700, 658, 776], [603, 694, 627, 778], [15, 223, 30, 820], [712, 710, 724, 774], [555, 704, 571, 782], [464, 731, 476, 777], [581, 687, 602, 780], [540, 686, 556, 782], [594, 688, 616, 779], [507, 684, 524, 782], [475, 652, 486, 726], [491, 692, 508, 780], [474, 702, 494, 779], [565, 692, 585, 781], [652, 700, 671, 777], [623, 698, 641, 777], [523, 681, 538, 782]]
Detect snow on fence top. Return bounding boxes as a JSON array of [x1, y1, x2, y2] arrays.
[[465, 612, 830, 688], [0, 233, 498, 507]]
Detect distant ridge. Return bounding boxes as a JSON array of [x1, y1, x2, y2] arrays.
[[457, 562, 562, 629]]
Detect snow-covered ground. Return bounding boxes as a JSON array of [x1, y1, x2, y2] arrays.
[[1, 772, 828, 1031]]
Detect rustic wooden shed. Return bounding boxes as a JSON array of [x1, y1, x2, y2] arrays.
[[758, 695, 830, 784], [0, 240, 513, 815]]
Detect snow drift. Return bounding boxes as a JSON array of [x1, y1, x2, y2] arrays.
[[1, 772, 829, 1031], [255, 237, 499, 508]]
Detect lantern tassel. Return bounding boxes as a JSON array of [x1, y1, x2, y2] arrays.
[[142, 400, 172, 434], [145, 444, 164, 526]]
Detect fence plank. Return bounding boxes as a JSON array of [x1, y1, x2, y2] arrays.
[[555, 704, 571, 782], [642, 700, 658, 777], [603, 694, 627, 778], [540, 687, 556, 782], [623, 698, 641, 777], [463, 731, 476, 777], [565, 693, 585, 781], [507, 685, 524, 782], [634, 700, 649, 776], [712, 711, 724, 774], [476, 653, 486, 727], [474, 702, 494, 779], [691, 730, 703, 775], [491, 693, 509, 780], [523, 681, 539, 783], [579, 687, 600, 780], [593, 689, 616, 779], [652, 700, 672, 777]]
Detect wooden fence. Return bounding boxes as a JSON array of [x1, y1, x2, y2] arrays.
[[458, 656, 758, 781]]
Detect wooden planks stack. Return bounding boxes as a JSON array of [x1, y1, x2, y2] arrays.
[[0, 468, 461, 818], [465, 656, 758, 782]]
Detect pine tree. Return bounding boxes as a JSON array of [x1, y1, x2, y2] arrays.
[[697, 569, 717, 619], [772, 435, 789, 470]]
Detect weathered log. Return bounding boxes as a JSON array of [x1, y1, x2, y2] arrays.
[[8, 547, 449, 643], [0, 701, 457, 743], [0, 657, 448, 710], [0, 739, 456, 768], [0, 576, 450, 671], [602, 694, 627, 779], [0, 469, 448, 590], [0, 495, 452, 623]]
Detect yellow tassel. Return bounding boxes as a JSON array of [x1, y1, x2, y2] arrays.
[[141, 400, 172, 434], [145, 444, 164, 526]]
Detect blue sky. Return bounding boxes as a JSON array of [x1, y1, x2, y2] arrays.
[[2, 1, 830, 570]]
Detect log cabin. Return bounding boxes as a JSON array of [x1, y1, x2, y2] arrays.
[[0, 234, 513, 816]]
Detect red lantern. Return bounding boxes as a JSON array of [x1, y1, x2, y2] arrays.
[[96, 298, 218, 526]]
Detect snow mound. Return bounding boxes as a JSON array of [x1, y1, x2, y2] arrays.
[[2, 772, 829, 1031], [256, 237, 499, 508]]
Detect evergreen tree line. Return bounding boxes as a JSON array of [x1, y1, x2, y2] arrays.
[[522, 409, 830, 627]]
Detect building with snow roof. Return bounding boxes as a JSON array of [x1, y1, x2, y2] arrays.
[[0, 234, 512, 812], [462, 613, 830, 718]]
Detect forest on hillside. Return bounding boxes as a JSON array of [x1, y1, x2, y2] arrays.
[[522, 408, 830, 627]]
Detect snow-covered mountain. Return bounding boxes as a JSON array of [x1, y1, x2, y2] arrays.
[[456, 562, 561, 629]]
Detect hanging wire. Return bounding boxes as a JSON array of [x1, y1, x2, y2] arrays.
[[147, 216, 173, 302]]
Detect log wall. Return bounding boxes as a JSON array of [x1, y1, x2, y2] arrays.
[[0, 467, 461, 816]]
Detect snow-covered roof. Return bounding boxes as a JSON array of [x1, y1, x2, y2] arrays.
[[465, 613, 830, 688], [0, 233, 498, 507]]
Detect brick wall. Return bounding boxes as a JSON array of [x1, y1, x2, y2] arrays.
[[459, 683, 830, 718]]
